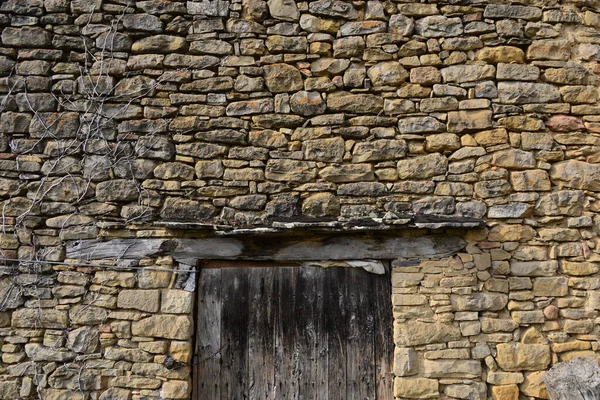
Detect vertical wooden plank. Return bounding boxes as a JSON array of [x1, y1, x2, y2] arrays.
[[361, 269, 378, 400], [297, 266, 318, 400], [326, 267, 347, 400], [248, 267, 276, 400], [270, 266, 281, 399], [274, 267, 298, 400], [374, 266, 394, 400], [196, 267, 222, 400], [346, 268, 376, 400], [314, 267, 328, 400], [220, 267, 250, 400]]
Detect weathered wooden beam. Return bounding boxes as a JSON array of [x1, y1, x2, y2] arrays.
[[66, 234, 467, 263], [66, 239, 168, 260], [545, 357, 600, 400]]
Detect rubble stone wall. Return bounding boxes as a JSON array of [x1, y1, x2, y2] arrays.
[[1, 0, 600, 398]]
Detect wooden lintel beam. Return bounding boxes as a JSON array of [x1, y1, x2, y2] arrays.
[[66, 233, 466, 263]]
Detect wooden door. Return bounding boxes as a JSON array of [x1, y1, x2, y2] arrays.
[[194, 262, 393, 400]]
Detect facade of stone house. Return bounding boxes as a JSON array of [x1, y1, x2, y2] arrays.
[[0, 0, 599, 398]]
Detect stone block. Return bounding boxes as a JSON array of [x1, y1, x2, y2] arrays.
[[520, 371, 548, 399], [477, 46, 525, 63], [441, 65, 495, 83], [394, 321, 461, 346], [484, 4, 542, 20], [67, 326, 99, 354], [132, 35, 187, 53], [533, 277, 568, 297], [25, 343, 75, 362], [353, 139, 407, 162], [302, 193, 340, 217], [423, 359, 482, 378], [512, 310, 545, 324], [161, 290, 193, 314], [367, 62, 408, 86], [265, 159, 317, 183], [415, 16, 463, 38], [1, 27, 52, 47], [397, 154, 447, 179], [303, 138, 344, 162], [117, 290, 160, 313], [132, 315, 193, 340], [394, 378, 438, 399], [489, 225, 537, 242], [450, 293, 508, 311], [491, 385, 519, 400], [170, 341, 193, 363], [327, 92, 383, 114], [496, 343, 551, 371], [161, 380, 190, 399], [319, 164, 374, 183], [510, 170, 551, 191], [394, 347, 418, 376], [12, 308, 68, 329], [498, 82, 561, 104], [69, 305, 109, 325], [487, 372, 524, 385]]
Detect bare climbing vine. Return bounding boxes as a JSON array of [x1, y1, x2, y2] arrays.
[[0, 8, 181, 269]]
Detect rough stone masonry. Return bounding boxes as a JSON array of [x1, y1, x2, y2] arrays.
[[0, 0, 599, 398]]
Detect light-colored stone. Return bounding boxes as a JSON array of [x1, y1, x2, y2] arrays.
[[415, 16, 463, 38], [394, 348, 418, 377], [263, 64, 303, 93], [397, 154, 447, 179], [131, 315, 193, 340], [268, 0, 299, 21], [265, 159, 317, 183], [511, 170, 551, 191], [448, 110, 492, 132], [161, 380, 190, 399], [394, 321, 461, 346], [117, 290, 160, 312], [533, 277, 568, 297], [550, 160, 600, 191], [498, 82, 561, 104], [12, 308, 68, 329], [327, 92, 383, 114], [441, 65, 495, 83], [423, 359, 482, 378], [496, 343, 551, 372], [67, 326, 99, 354], [161, 290, 193, 314], [394, 378, 438, 399], [302, 193, 340, 217], [353, 139, 406, 162], [491, 385, 519, 400], [450, 293, 508, 311], [367, 62, 408, 86]]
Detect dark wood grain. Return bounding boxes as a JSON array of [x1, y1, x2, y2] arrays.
[[195, 264, 393, 399], [220, 267, 249, 400], [374, 265, 394, 400], [275, 267, 298, 400], [346, 267, 376, 400], [296, 266, 318, 400], [326, 268, 347, 400], [67, 235, 467, 262], [195, 267, 221, 400], [313, 268, 328, 400], [248, 267, 276, 400]]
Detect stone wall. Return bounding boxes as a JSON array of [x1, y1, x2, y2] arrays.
[[0, 255, 195, 399], [1, 0, 600, 398]]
